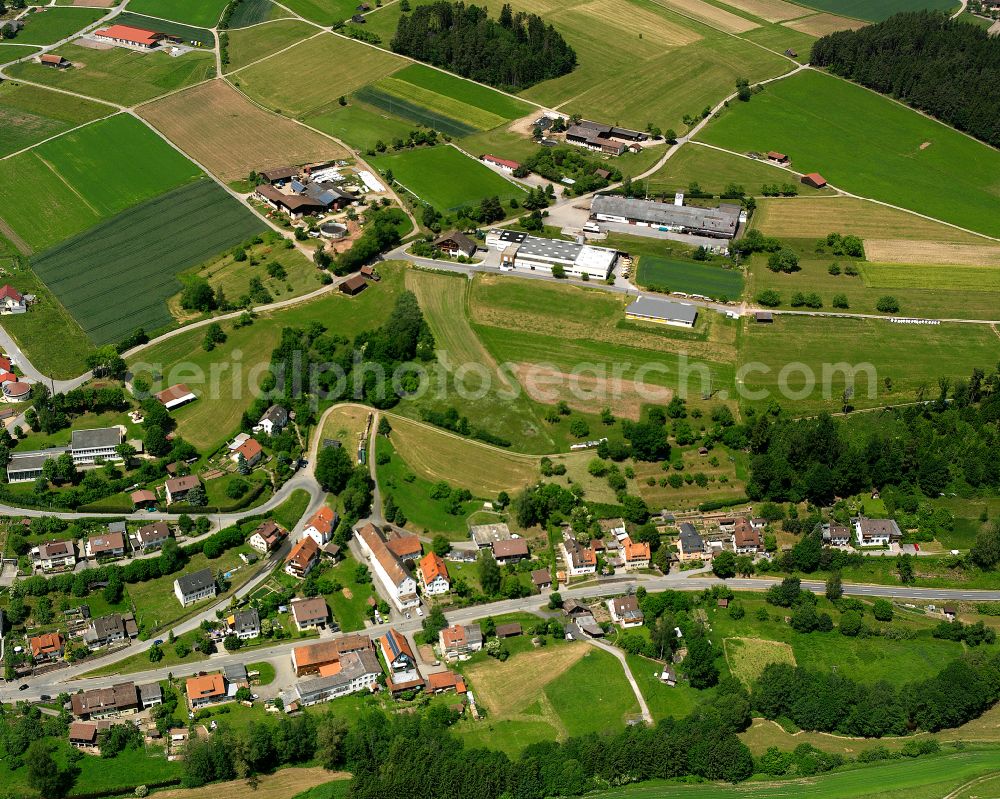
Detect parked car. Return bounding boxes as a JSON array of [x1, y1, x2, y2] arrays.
[[18, 684, 29, 691]]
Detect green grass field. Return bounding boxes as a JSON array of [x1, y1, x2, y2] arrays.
[[229, 0, 283, 27], [308, 100, 418, 152], [11, 7, 105, 45], [374, 145, 526, 210], [0, 44, 42, 64], [6, 39, 216, 105], [646, 143, 834, 196], [699, 70, 1000, 238], [278, 0, 357, 24], [636, 254, 745, 300], [0, 114, 204, 253], [737, 314, 1000, 413], [321, 554, 377, 631], [233, 32, 405, 117], [123, 0, 229, 27], [32, 180, 265, 345], [354, 84, 479, 138], [790, 0, 957, 21], [0, 81, 112, 157], [737, 22, 818, 62], [224, 19, 317, 71], [393, 63, 534, 120]]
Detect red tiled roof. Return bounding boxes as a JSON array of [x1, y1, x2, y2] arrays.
[[386, 534, 422, 558], [0, 284, 23, 301], [306, 506, 335, 536], [236, 439, 262, 461], [483, 154, 520, 169], [419, 552, 448, 585], [185, 673, 226, 701], [426, 671, 466, 693], [94, 24, 161, 46], [31, 632, 63, 658], [624, 538, 651, 562], [285, 536, 320, 570]]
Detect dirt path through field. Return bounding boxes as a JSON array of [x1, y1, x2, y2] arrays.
[[0, 216, 31, 255]]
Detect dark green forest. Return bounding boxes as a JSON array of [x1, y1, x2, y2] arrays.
[[811, 11, 1000, 148], [390, 2, 576, 91]]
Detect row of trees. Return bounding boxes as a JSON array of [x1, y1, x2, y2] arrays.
[[811, 11, 1000, 148]]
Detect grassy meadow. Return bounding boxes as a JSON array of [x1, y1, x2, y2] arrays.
[[636, 254, 745, 300], [0, 81, 112, 158], [124, 0, 230, 27], [11, 7, 105, 45], [699, 70, 1000, 238], [224, 20, 319, 72], [788, 0, 957, 21]]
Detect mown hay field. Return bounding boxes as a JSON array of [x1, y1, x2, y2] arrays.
[[138, 80, 347, 181], [225, 20, 318, 72], [716, 0, 811, 22], [863, 239, 1000, 267], [0, 114, 203, 252], [31, 180, 265, 344], [724, 636, 796, 686], [782, 11, 867, 35], [700, 70, 1000, 238], [0, 81, 111, 157], [278, 0, 357, 24], [6, 40, 216, 105], [649, 0, 760, 33], [233, 33, 406, 117], [752, 197, 989, 244]]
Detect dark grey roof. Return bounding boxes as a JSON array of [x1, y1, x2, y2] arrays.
[[108, 521, 127, 534], [138, 683, 163, 703], [491, 229, 527, 244], [679, 522, 704, 552], [591, 195, 740, 236], [626, 296, 698, 325], [71, 427, 122, 450], [261, 405, 288, 425], [233, 608, 259, 631], [175, 567, 214, 595], [516, 236, 582, 263], [224, 663, 248, 683], [7, 448, 69, 472]]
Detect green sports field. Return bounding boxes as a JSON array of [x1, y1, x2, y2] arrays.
[[637, 254, 745, 300], [31, 180, 265, 345], [0, 114, 203, 252], [0, 81, 111, 157], [790, 0, 957, 21], [374, 145, 526, 210], [10, 7, 105, 45], [6, 40, 216, 105], [699, 70, 1000, 238], [123, 0, 229, 27]]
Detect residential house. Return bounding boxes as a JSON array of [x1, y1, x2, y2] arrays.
[[227, 608, 261, 641], [225, 663, 249, 690], [173, 568, 216, 607], [821, 523, 851, 547], [718, 518, 737, 534], [232, 438, 263, 468], [492, 538, 529, 565], [30, 632, 64, 662], [385, 532, 422, 562], [531, 568, 553, 592], [750, 518, 767, 532], [379, 629, 423, 692], [439, 624, 483, 661], [732, 518, 762, 555], [290, 597, 330, 632], [71, 683, 139, 719], [255, 405, 289, 435], [622, 538, 651, 570], [85, 531, 127, 560], [303, 506, 337, 546], [434, 231, 477, 258], [608, 595, 644, 628], [35, 540, 76, 572], [154, 383, 197, 411], [165, 475, 200, 505], [133, 521, 170, 552], [285, 536, 321, 578], [139, 683, 163, 709], [186, 673, 227, 709], [82, 613, 137, 649], [855, 517, 902, 547], [470, 522, 511, 549], [249, 520, 286, 553], [0, 284, 27, 314], [418, 552, 450, 596], [677, 523, 706, 562], [69, 721, 98, 749], [355, 523, 419, 612], [291, 634, 373, 677], [130, 489, 156, 509], [284, 649, 382, 707], [561, 539, 597, 577]]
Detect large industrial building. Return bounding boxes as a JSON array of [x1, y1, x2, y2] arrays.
[[491, 232, 618, 280], [590, 195, 742, 239]]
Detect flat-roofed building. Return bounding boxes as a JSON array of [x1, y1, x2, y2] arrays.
[[625, 296, 698, 329], [71, 427, 124, 465], [470, 522, 511, 549], [6, 448, 69, 483], [501, 235, 617, 279], [591, 195, 741, 239]]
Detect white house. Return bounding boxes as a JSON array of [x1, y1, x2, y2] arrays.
[[255, 405, 289, 436], [355, 523, 419, 612], [418, 552, 450, 596], [0, 284, 27, 314], [855, 517, 902, 547], [249, 520, 285, 553], [303, 506, 337, 546], [608, 595, 644, 628], [561, 539, 597, 577], [35, 540, 76, 572], [173, 568, 216, 606], [227, 608, 261, 641]]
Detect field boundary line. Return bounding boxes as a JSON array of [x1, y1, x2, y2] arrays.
[[32, 151, 100, 215], [227, 16, 300, 30], [224, 28, 326, 74], [445, 141, 533, 192], [132, 75, 218, 111], [0, 108, 121, 162], [0, 70, 123, 109], [382, 410, 546, 462]]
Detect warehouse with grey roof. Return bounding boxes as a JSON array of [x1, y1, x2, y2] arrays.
[[496, 232, 618, 279], [591, 195, 742, 239], [625, 296, 699, 328]]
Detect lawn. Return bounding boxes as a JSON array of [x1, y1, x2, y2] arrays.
[[224, 19, 318, 71], [123, 0, 230, 27], [636, 254, 745, 300], [374, 436, 483, 537], [723, 636, 796, 685], [545, 647, 641, 731], [0, 81, 112, 158], [625, 652, 703, 721], [321, 554, 377, 631], [645, 143, 835, 196], [372, 145, 527, 211], [699, 70, 1000, 238], [128, 263, 406, 452], [84, 628, 209, 676], [6, 40, 216, 106], [232, 33, 406, 118], [10, 7, 105, 45], [247, 660, 277, 684], [737, 313, 1000, 413], [0, 114, 204, 252], [32, 179, 265, 345], [788, 0, 957, 21]]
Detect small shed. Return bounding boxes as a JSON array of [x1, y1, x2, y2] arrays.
[[801, 172, 827, 189], [754, 310, 773, 323], [495, 623, 522, 639], [40, 54, 70, 69], [339, 274, 368, 295]]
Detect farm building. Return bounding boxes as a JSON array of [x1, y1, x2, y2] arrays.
[[470, 522, 512, 548], [482, 155, 520, 174], [3, 381, 29, 401], [766, 151, 789, 164], [130, 489, 156, 508], [801, 172, 827, 189], [434, 231, 477, 258], [485, 228, 527, 251], [155, 383, 197, 410], [565, 120, 647, 156], [93, 24, 179, 50], [254, 185, 325, 219], [339, 274, 367, 295], [39, 54, 70, 69], [591, 195, 741, 239], [754, 311, 773, 323], [0, 284, 26, 314], [625, 296, 698, 328], [260, 166, 299, 184], [500, 235, 617, 279]]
